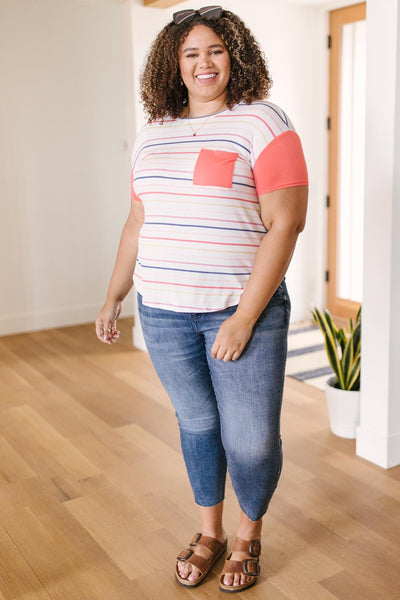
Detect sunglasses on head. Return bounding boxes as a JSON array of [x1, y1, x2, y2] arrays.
[[172, 5, 223, 26]]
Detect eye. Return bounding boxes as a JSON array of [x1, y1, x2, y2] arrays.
[[210, 50, 223, 55], [185, 53, 198, 58]]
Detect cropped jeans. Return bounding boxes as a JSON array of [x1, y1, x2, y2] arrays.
[[137, 281, 290, 522]]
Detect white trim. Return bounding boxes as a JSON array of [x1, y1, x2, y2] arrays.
[[356, 427, 400, 469], [0, 304, 132, 336]]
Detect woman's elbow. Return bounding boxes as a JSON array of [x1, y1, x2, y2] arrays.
[[295, 215, 306, 234], [270, 215, 306, 237]]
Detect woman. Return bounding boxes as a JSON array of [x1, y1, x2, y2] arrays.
[[96, 6, 308, 593]]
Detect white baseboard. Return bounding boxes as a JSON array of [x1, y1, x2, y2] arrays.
[[356, 426, 400, 469], [0, 304, 133, 337]]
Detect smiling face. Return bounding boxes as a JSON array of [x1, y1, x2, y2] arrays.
[[178, 24, 231, 116]]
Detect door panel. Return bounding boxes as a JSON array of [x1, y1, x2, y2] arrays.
[[328, 3, 366, 319]]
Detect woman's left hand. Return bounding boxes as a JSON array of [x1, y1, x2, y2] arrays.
[[211, 312, 255, 362]]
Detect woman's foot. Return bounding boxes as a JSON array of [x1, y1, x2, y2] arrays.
[[219, 537, 261, 592], [176, 532, 227, 587], [221, 513, 262, 589]]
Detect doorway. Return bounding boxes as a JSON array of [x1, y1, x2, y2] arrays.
[[327, 2, 366, 319]]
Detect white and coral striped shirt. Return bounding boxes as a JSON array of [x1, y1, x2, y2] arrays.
[[131, 101, 308, 312]]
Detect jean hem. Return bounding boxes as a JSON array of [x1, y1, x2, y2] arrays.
[[194, 496, 225, 508]]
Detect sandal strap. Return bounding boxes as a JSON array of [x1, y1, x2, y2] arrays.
[[177, 549, 210, 574], [231, 537, 261, 557], [189, 533, 226, 556], [221, 557, 260, 577], [177, 534, 227, 576]]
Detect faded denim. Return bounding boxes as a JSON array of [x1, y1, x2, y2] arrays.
[[137, 282, 290, 521]]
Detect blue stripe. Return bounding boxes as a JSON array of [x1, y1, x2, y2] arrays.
[[288, 324, 318, 335], [134, 175, 255, 189], [145, 222, 265, 234], [253, 101, 289, 126], [135, 175, 192, 183], [288, 366, 333, 381], [137, 262, 251, 276], [287, 344, 325, 358], [133, 137, 251, 169]]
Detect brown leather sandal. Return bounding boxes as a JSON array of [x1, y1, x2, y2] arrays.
[[175, 533, 227, 588], [219, 537, 261, 593]]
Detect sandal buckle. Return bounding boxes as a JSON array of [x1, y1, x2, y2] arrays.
[[177, 548, 193, 561], [189, 533, 202, 546], [249, 540, 261, 557], [243, 559, 260, 576]]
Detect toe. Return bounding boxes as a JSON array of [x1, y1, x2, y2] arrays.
[[188, 566, 200, 581], [177, 561, 190, 579], [224, 573, 233, 586], [233, 573, 241, 586]]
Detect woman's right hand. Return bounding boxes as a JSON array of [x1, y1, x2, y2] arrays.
[[95, 301, 122, 344]]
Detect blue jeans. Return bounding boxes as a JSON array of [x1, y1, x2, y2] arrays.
[[137, 282, 290, 521]]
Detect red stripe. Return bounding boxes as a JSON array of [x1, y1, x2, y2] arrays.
[[135, 167, 193, 175], [139, 235, 258, 247], [148, 214, 264, 226], [138, 256, 252, 268], [217, 112, 277, 137], [139, 191, 259, 205], [138, 299, 234, 311], [134, 273, 242, 290]]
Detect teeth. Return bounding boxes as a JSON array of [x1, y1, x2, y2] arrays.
[[197, 73, 216, 80]]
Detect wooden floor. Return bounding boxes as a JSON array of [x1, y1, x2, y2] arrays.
[[0, 318, 399, 600]]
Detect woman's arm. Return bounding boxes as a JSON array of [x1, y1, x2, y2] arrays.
[[211, 185, 308, 361], [95, 199, 145, 344]]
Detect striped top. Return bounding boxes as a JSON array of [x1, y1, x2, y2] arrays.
[[131, 101, 308, 312]]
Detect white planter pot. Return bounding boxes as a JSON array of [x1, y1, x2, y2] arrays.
[[325, 376, 360, 439]]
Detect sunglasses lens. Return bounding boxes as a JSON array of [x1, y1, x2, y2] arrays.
[[173, 6, 222, 25], [173, 10, 196, 25], [198, 6, 223, 19]]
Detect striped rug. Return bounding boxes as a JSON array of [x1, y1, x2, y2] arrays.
[[286, 321, 333, 390]]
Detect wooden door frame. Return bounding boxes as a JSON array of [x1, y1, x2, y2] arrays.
[[328, 2, 366, 320]]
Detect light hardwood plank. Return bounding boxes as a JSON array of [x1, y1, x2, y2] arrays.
[[0, 319, 399, 599], [0, 405, 100, 481], [0, 437, 36, 483], [0, 525, 52, 600]]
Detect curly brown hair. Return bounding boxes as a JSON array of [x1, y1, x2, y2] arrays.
[[140, 9, 272, 121]]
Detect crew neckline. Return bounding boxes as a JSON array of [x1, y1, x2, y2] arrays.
[[178, 106, 230, 121]]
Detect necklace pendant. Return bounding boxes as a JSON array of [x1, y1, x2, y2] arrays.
[[193, 132, 196, 136]]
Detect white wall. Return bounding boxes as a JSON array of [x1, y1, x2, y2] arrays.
[[0, 0, 331, 338], [0, 0, 135, 336], [356, 0, 400, 468], [130, 0, 328, 349]]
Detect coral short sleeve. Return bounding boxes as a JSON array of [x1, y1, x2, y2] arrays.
[[253, 130, 308, 197]]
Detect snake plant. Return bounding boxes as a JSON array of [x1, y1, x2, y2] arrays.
[[312, 306, 361, 391]]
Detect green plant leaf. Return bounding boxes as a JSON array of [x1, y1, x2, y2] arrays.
[[311, 305, 361, 391], [311, 307, 324, 329], [312, 307, 344, 385], [352, 322, 361, 356], [324, 310, 339, 338], [347, 358, 361, 391], [342, 336, 353, 388], [325, 332, 345, 388], [337, 329, 347, 353]]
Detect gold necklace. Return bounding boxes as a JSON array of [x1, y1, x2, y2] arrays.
[[187, 101, 226, 136]]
